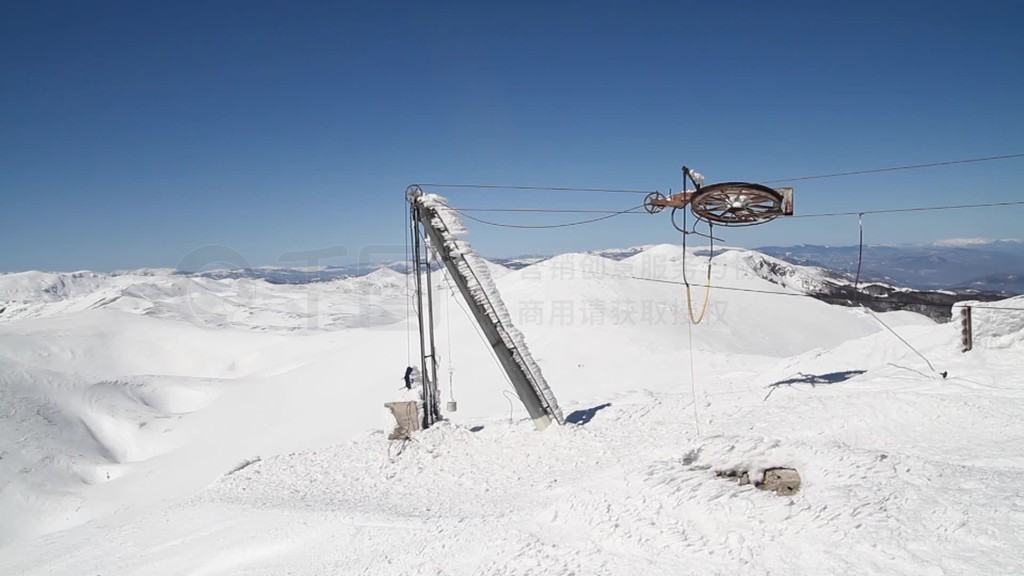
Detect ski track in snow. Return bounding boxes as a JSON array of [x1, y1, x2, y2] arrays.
[[0, 247, 1022, 575]]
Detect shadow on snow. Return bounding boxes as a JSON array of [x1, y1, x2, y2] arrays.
[[566, 403, 612, 426], [764, 370, 867, 400]]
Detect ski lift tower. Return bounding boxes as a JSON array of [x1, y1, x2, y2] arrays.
[[407, 186, 565, 431], [404, 168, 791, 432]]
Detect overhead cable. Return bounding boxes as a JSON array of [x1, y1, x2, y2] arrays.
[[448, 203, 648, 229], [762, 152, 1024, 184], [417, 153, 1024, 196], [416, 183, 652, 194]]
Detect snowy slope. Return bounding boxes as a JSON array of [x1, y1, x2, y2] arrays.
[[1, 246, 1023, 575], [0, 311, 432, 544]]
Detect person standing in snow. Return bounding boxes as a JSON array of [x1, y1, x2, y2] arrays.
[[402, 366, 414, 389]]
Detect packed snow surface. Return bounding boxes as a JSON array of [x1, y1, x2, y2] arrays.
[[1, 245, 1023, 575]]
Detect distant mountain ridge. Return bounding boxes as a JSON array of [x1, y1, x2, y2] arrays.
[[4, 242, 1019, 325], [756, 240, 1024, 293], [730, 250, 1010, 322]]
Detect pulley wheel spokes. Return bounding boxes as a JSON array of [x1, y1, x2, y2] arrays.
[[644, 191, 667, 214], [690, 182, 784, 226]]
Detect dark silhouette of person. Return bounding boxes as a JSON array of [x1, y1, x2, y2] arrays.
[[402, 366, 414, 389]]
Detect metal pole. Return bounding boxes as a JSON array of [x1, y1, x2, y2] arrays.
[[410, 205, 434, 429], [423, 243, 441, 426]]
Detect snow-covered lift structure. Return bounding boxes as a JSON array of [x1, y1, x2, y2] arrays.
[[407, 185, 564, 431]]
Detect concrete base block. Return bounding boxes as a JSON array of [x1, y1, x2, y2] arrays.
[[385, 401, 420, 440]]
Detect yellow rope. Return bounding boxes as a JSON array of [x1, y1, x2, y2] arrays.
[[685, 254, 713, 324]]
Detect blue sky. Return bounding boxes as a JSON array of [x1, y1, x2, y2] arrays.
[[2, 1, 1022, 272]]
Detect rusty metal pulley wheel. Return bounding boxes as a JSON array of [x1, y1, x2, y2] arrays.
[[690, 182, 784, 226]]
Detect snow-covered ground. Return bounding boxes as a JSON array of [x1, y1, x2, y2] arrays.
[[1, 246, 1022, 575]]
